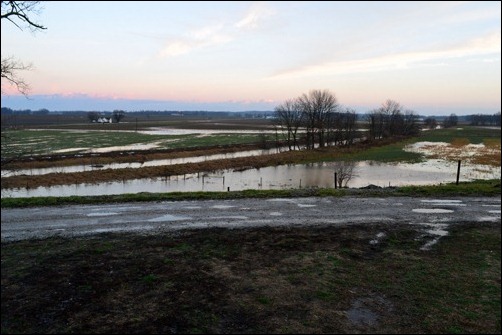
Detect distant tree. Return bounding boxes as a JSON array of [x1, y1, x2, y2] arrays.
[[366, 100, 420, 139], [366, 109, 385, 140], [379, 99, 404, 137], [297, 89, 339, 149], [1, 1, 47, 95], [1, 107, 14, 114], [494, 112, 501, 127], [326, 108, 357, 146], [87, 111, 100, 122], [112, 110, 126, 123], [402, 110, 421, 136], [274, 89, 339, 150], [274, 99, 303, 150], [33, 108, 49, 115], [424, 117, 438, 129], [442, 113, 458, 128]]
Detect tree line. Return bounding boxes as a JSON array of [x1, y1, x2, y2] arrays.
[[273, 89, 421, 151]]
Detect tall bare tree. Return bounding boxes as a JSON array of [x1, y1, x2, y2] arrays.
[[366, 99, 420, 139], [274, 99, 303, 150], [1, 1, 46, 95], [297, 89, 339, 149]]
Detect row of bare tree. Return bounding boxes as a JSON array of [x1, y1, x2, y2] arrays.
[[274, 90, 358, 150], [274, 89, 421, 150]]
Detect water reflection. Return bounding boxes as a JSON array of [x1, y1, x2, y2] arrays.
[[2, 160, 499, 198], [2, 147, 283, 177]]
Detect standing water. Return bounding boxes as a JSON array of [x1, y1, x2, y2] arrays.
[[2, 159, 499, 198]]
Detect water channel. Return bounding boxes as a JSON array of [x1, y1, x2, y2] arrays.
[[2, 159, 499, 198]]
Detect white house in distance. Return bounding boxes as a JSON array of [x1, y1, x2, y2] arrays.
[[94, 117, 112, 123]]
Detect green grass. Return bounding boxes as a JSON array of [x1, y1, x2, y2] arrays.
[[1, 129, 274, 158], [340, 140, 423, 163], [418, 126, 501, 144]]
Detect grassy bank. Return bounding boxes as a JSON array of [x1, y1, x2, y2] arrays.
[[1, 221, 500, 333], [1, 179, 500, 208]]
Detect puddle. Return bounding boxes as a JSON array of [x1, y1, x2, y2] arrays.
[[88, 225, 156, 233], [414, 222, 450, 250], [346, 294, 393, 327], [477, 216, 500, 222], [86, 212, 119, 217], [147, 214, 192, 222], [426, 228, 449, 236], [369, 232, 386, 245], [412, 209, 454, 214], [346, 306, 378, 327], [420, 237, 441, 251]]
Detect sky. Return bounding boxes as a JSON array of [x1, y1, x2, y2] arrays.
[[1, 1, 501, 115]]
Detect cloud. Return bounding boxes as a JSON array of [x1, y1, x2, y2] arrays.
[[158, 3, 274, 58], [158, 23, 232, 58], [234, 2, 275, 30], [269, 30, 501, 79]]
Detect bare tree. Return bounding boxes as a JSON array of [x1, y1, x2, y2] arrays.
[[332, 161, 358, 188], [442, 113, 458, 128], [112, 110, 126, 123], [379, 99, 403, 137], [297, 89, 339, 149], [87, 111, 100, 122], [366, 109, 385, 140], [1, 1, 46, 95], [366, 99, 420, 139], [274, 99, 303, 150], [1, 56, 32, 95], [424, 117, 438, 129]]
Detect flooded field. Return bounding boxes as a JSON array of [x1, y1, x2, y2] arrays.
[[1, 126, 500, 198], [2, 158, 500, 198]]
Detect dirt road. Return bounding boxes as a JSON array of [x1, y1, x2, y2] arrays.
[[2, 196, 500, 243]]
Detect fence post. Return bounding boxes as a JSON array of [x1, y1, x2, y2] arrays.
[[334, 172, 337, 189], [456, 160, 461, 185]]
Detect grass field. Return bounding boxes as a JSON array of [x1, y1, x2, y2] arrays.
[[1, 221, 500, 334]]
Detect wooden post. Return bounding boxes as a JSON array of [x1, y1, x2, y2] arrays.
[[334, 172, 337, 189], [456, 160, 461, 185]]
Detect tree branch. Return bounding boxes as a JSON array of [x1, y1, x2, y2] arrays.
[[1, 1, 47, 31]]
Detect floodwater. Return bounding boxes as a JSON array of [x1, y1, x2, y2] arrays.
[[2, 159, 500, 198], [2, 147, 283, 177], [2, 140, 500, 198]]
